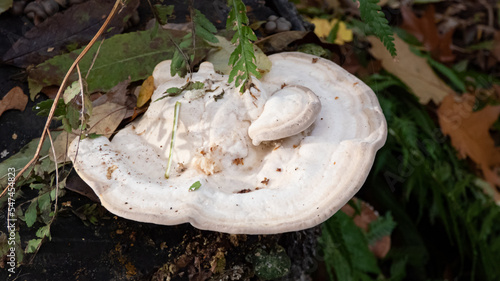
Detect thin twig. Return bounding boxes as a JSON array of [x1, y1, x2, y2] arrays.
[[0, 0, 123, 199], [189, 0, 195, 80], [47, 130, 59, 219], [85, 39, 105, 80]]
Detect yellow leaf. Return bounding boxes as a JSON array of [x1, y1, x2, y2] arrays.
[[310, 18, 332, 38], [136, 76, 155, 108], [367, 35, 452, 104], [309, 18, 352, 45]]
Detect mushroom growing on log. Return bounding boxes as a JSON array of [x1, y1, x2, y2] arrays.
[[69, 52, 387, 234]]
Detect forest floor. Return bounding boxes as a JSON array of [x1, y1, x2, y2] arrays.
[[0, 0, 500, 280]]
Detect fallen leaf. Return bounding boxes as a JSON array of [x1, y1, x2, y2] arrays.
[[51, 102, 127, 162], [93, 78, 136, 119], [2, 0, 140, 68], [136, 76, 155, 108], [206, 35, 271, 75], [400, 5, 455, 62], [368, 35, 453, 104], [309, 18, 353, 45], [0, 86, 28, 117], [437, 93, 500, 201], [27, 28, 193, 99]]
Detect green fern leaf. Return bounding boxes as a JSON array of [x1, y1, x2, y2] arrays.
[[356, 0, 397, 56], [193, 9, 219, 43], [226, 0, 261, 92], [366, 212, 397, 245]]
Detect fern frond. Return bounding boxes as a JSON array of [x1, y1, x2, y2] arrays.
[[355, 0, 396, 56], [170, 9, 218, 77], [193, 9, 218, 43], [226, 0, 261, 92], [366, 212, 397, 245]]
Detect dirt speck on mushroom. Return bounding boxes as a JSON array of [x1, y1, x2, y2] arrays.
[[107, 165, 118, 180]]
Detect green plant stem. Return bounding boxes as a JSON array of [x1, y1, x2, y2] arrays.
[[165, 101, 181, 179]]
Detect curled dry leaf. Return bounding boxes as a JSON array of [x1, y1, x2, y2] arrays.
[[437, 93, 500, 201], [368, 35, 453, 104], [0, 86, 28, 117]]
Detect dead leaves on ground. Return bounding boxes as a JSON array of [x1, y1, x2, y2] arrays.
[[437, 93, 500, 201], [0, 86, 28, 117], [51, 79, 136, 163], [401, 5, 455, 63], [368, 35, 453, 104]]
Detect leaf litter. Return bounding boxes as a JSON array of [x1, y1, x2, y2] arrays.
[[400, 5, 455, 63], [0, 86, 28, 117], [437, 93, 500, 201], [368, 35, 453, 104], [27, 28, 192, 99]]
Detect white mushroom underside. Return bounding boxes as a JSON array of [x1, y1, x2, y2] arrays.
[[69, 52, 387, 234]]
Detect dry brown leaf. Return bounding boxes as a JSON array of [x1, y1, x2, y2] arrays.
[[437, 93, 500, 201], [136, 76, 155, 108], [401, 5, 455, 63], [0, 86, 28, 117], [51, 102, 127, 162], [367, 35, 453, 104]]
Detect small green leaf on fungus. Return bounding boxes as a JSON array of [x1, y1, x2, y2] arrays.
[[25, 239, 42, 254], [86, 133, 102, 139], [166, 87, 182, 95], [185, 81, 204, 90], [189, 181, 201, 191]]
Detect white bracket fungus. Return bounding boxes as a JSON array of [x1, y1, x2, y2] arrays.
[[69, 52, 387, 234]]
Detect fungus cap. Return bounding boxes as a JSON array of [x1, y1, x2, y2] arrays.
[[69, 52, 387, 234]]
